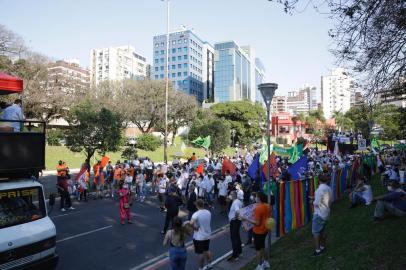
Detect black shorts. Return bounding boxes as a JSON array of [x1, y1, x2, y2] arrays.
[[218, 195, 226, 205], [193, 239, 210, 254], [253, 232, 267, 251], [158, 193, 165, 203]]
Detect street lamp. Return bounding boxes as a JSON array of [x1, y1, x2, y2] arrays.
[[163, 0, 170, 164], [258, 82, 277, 256], [231, 129, 236, 147]]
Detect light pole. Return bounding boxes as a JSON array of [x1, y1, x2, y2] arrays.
[[258, 82, 277, 256], [163, 0, 170, 164], [231, 129, 236, 147]]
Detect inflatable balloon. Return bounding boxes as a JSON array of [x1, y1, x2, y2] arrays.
[[265, 218, 276, 231]]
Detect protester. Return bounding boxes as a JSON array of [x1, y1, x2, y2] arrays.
[[158, 173, 168, 211], [0, 99, 24, 132], [161, 186, 183, 234], [56, 160, 74, 212], [118, 181, 132, 225], [349, 177, 373, 208], [311, 172, 332, 257], [373, 181, 406, 220], [187, 184, 198, 220], [163, 216, 193, 270], [227, 190, 243, 262], [190, 199, 212, 270]]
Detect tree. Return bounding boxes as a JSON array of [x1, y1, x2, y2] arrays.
[[267, 1, 406, 98], [121, 147, 138, 161], [210, 101, 265, 146], [332, 111, 354, 132], [65, 100, 123, 161], [189, 117, 231, 154], [374, 104, 403, 140], [136, 134, 161, 151], [155, 89, 198, 144], [0, 24, 26, 57]]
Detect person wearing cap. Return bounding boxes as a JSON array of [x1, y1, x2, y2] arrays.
[[161, 186, 183, 235], [373, 181, 406, 221]]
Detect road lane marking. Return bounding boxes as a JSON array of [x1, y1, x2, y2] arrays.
[[129, 224, 230, 270], [56, 225, 113, 243]]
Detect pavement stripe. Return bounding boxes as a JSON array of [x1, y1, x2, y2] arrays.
[[56, 225, 113, 243], [129, 224, 230, 270]]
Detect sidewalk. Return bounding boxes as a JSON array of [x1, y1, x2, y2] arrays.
[[213, 230, 279, 270]]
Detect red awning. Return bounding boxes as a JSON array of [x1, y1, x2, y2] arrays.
[[0, 72, 23, 95]]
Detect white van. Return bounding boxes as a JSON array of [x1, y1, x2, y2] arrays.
[[0, 179, 58, 270]]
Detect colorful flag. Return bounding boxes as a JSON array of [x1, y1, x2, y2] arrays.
[[288, 155, 308, 180], [263, 152, 279, 180], [248, 154, 260, 180], [221, 157, 237, 176]]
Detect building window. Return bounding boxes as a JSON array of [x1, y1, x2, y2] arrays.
[[183, 71, 187, 76], [178, 72, 181, 77], [155, 75, 159, 79], [183, 47, 188, 52], [172, 56, 176, 61], [160, 66, 164, 70], [184, 63, 187, 68], [155, 50, 159, 55], [172, 40, 176, 45], [172, 73, 176, 78], [184, 55, 188, 60], [177, 56, 181, 60], [178, 64, 181, 68], [178, 48, 182, 53], [160, 42, 165, 46], [155, 67, 159, 71], [172, 48, 176, 53], [160, 58, 164, 63], [155, 43, 159, 47], [184, 38, 187, 43], [155, 59, 159, 64], [160, 50, 165, 54], [178, 39, 182, 44], [172, 65, 176, 69], [160, 74, 164, 78]]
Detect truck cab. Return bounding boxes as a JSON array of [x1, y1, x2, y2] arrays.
[[0, 118, 59, 269]]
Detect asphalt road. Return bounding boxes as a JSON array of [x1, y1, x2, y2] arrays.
[[41, 174, 249, 270]]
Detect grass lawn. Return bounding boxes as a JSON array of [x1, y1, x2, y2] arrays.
[[243, 174, 406, 270], [45, 137, 235, 169]]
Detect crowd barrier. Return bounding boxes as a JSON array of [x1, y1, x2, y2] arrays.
[[273, 158, 366, 237]]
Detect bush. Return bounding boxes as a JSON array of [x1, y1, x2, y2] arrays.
[[47, 129, 63, 146], [136, 134, 161, 151]]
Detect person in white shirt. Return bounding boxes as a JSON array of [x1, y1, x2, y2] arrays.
[[227, 191, 243, 261], [235, 183, 244, 201], [349, 177, 373, 208], [190, 199, 212, 270], [310, 173, 332, 256], [218, 179, 228, 214], [158, 174, 168, 211], [1, 99, 24, 131]]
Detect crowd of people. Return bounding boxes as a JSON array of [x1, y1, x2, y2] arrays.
[[54, 143, 406, 270]]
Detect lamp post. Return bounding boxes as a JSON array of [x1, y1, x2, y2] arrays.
[[129, 139, 136, 160], [258, 82, 277, 256], [231, 129, 236, 147], [163, 0, 170, 164]]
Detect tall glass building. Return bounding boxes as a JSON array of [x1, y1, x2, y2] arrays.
[[214, 41, 265, 103], [152, 27, 214, 103]]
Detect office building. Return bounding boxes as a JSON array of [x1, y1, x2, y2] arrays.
[[152, 27, 213, 102], [321, 68, 354, 119], [286, 85, 317, 115], [90, 45, 147, 86], [271, 96, 287, 113], [214, 41, 264, 103]]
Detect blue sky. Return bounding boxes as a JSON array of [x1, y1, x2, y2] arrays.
[[0, 0, 335, 97]]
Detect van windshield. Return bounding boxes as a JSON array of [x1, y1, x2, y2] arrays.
[[0, 187, 46, 229]]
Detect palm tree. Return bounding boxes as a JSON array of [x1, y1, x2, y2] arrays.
[[333, 111, 354, 132]]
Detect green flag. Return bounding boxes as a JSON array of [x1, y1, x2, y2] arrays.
[[371, 136, 379, 150], [288, 143, 303, 164], [192, 135, 211, 149], [201, 135, 211, 149], [259, 138, 273, 165]]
